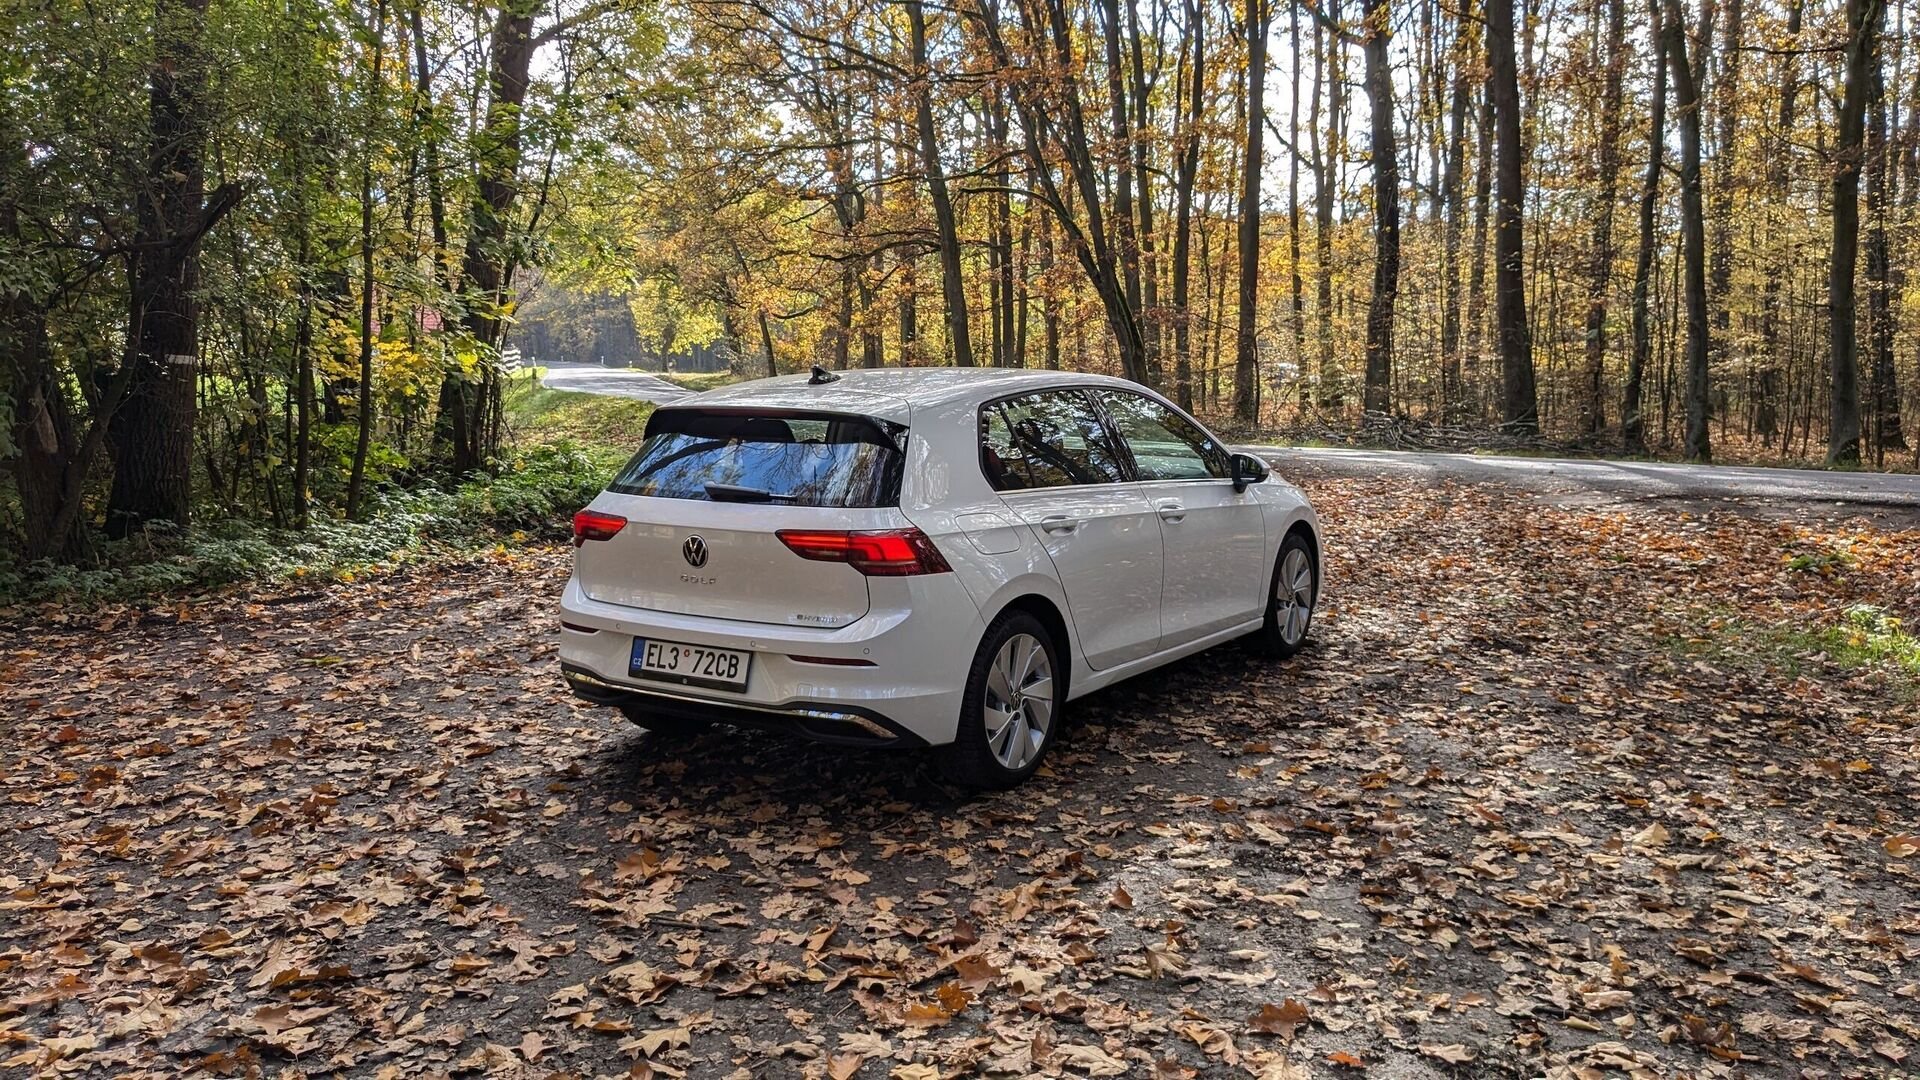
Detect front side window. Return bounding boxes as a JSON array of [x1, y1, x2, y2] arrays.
[[979, 390, 1127, 491], [610, 409, 904, 507], [1093, 390, 1230, 481]]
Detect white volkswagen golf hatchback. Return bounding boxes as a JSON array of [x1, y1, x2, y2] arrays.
[[560, 367, 1320, 788]]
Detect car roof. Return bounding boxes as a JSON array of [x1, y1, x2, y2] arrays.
[[677, 367, 1151, 422]]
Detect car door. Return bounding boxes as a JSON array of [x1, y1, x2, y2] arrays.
[[1091, 388, 1266, 648], [980, 390, 1162, 669]]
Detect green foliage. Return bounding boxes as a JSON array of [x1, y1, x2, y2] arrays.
[[1785, 551, 1852, 573], [0, 367, 652, 606], [310, 423, 411, 498], [1669, 605, 1920, 690], [1783, 544, 1858, 575], [502, 371, 655, 461], [0, 441, 618, 605], [1814, 605, 1920, 674], [453, 443, 612, 536]]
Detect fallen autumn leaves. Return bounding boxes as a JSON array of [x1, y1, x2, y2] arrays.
[[2, 469, 1916, 1079]]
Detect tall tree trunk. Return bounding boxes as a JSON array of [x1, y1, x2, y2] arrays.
[[293, 226, 314, 528], [4, 298, 86, 561], [1488, 0, 1538, 430], [1708, 0, 1742, 355], [107, 0, 216, 536], [1419, 0, 1443, 228], [1360, 0, 1399, 415], [867, 114, 889, 370], [1203, 182, 1228, 403], [1464, 73, 1494, 417], [408, 0, 451, 290], [1312, 7, 1341, 409], [909, 0, 974, 367], [1581, 0, 1627, 435], [1829, 0, 1882, 464], [758, 310, 778, 377], [1234, 0, 1270, 422], [990, 88, 1016, 367], [896, 123, 919, 365], [897, 256, 918, 365], [1014, 215, 1031, 366], [1625, 0, 1667, 452], [434, 0, 538, 473], [4, 131, 86, 561], [346, 0, 387, 520], [1755, 0, 1802, 439], [823, 94, 869, 373], [321, 267, 350, 422], [1439, 0, 1475, 420], [1289, 0, 1307, 412], [1127, 0, 1160, 384], [1171, 0, 1205, 408], [1901, 21, 1920, 460], [834, 265, 854, 370], [1664, 0, 1712, 461], [1865, 65, 1906, 455], [1099, 0, 1144, 340], [824, 111, 882, 372], [1039, 197, 1063, 369]]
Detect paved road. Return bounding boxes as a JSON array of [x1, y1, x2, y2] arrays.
[[542, 363, 696, 404], [536, 367, 1920, 525], [1250, 445, 1920, 526]]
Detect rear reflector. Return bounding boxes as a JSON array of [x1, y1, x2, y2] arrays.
[[572, 509, 627, 546], [786, 654, 878, 667], [775, 528, 953, 576]]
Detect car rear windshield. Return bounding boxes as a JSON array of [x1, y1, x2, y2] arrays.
[[608, 408, 906, 507]]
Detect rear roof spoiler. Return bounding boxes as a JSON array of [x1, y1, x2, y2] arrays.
[[645, 405, 908, 452]]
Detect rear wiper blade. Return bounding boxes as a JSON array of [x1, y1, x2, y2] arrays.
[[704, 482, 796, 503]]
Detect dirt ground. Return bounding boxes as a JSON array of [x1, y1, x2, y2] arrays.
[[2, 470, 1917, 1079]]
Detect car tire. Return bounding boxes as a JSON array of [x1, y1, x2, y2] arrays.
[[1251, 530, 1317, 659], [617, 705, 709, 739], [938, 611, 1062, 790]]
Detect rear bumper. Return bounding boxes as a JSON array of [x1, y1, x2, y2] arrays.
[[561, 665, 927, 747], [556, 575, 982, 746]]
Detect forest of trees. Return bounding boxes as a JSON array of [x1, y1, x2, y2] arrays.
[[5, 0, 1918, 565]]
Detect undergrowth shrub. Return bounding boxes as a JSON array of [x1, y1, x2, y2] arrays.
[[0, 440, 616, 605]]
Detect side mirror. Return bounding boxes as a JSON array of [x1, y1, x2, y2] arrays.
[[1230, 452, 1269, 493]]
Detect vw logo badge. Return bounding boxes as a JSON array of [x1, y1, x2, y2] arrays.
[[682, 535, 709, 568]]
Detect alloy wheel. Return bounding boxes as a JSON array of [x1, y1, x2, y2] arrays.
[[982, 632, 1053, 770], [1274, 546, 1314, 646]]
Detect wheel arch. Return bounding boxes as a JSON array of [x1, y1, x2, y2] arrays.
[[985, 592, 1074, 700], [1273, 517, 1323, 617], [1284, 518, 1319, 572]]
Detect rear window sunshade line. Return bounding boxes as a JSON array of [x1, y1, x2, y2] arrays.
[[643, 405, 907, 451]]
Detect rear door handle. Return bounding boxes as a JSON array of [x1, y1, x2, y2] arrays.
[[1156, 499, 1186, 524], [1038, 515, 1079, 534]]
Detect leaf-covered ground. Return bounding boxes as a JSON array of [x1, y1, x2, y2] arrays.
[[3, 471, 1917, 1079]]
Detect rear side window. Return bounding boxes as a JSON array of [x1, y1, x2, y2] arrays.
[[979, 390, 1127, 490], [610, 409, 905, 507]]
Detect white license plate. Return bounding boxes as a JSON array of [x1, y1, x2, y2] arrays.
[[629, 637, 751, 691]]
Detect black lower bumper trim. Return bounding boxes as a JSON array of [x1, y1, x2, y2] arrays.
[[561, 665, 929, 749]]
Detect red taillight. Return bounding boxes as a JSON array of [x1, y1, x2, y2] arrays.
[[571, 509, 626, 546], [775, 528, 953, 576]]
